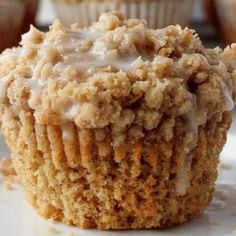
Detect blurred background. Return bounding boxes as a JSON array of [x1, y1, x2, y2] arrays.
[[0, 0, 235, 52]]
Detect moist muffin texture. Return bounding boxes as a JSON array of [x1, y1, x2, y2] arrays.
[[0, 12, 236, 229]]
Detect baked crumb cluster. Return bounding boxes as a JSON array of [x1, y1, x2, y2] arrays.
[[0, 157, 16, 176], [0, 12, 235, 133], [0, 157, 18, 190]]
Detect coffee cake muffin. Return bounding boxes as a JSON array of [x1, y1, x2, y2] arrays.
[[21, 0, 39, 33], [0, 12, 235, 229], [0, 0, 25, 52], [52, 0, 194, 28], [214, 0, 236, 44]]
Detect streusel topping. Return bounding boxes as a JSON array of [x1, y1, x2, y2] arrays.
[[0, 12, 235, 130]]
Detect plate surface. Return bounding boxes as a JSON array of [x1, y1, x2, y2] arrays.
[[0, 114, 236, 236]]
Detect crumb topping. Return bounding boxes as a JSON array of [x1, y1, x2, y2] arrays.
[[0, 13, 235, 195], [0, 12, 235, 131]]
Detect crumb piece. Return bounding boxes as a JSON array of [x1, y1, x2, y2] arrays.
[[48, 227, 58, 234], [5, 175, 20, 185], [0, 157, 16, 176], [0, 175, 20, 189], [3, 180, 13, 190], [218, 162, 225, 170], [218, 162, 230, 170], [65, 233, 75, 236], [0, 157, 20, 188]]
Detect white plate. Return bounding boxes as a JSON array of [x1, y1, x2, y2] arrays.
[[0, 114, 236, 236]]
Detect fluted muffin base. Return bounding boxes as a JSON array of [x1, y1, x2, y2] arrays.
[[1, 106, 232, 229]]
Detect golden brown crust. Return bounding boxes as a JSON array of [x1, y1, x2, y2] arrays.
[[0, 157, 16, 176]]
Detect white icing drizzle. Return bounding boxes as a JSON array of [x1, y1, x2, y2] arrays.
[[60, 104, 80, 142], [218, 78, 234, 112], [175, 72, 235, 196], [186, 93, 199, 143], [14, 77, 45, 109], [56, 30, 99, 52], [75, 29, 100, 41], [53, 29, 145, 72], [0, 76, 11, 99], [176, 92, 199, 195], [18, 28, 146, 115], [176, 157, 192, 196], [61, 122, 74, 141], [59, 53, 139, 72], [61, 103, 80, 121]]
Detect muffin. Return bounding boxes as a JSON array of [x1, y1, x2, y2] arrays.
[[203, 0, 218, 26], [21, 0, 39, 33], [214, 0, 236, 44], [0, 12, 235, 229], [0, 0, 25, 52], [52, 0, 194, 28]]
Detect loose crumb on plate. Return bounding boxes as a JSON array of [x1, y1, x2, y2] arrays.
[[218, 162, 225, 170], [65, 233, 75, 236], [48, 226, 58, 234], [0, 157, 16, 176], [3, 180, 13, 190], [0, 157, 20, 188]]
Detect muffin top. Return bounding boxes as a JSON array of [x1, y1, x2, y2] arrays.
[[0, 12, 235, 133]]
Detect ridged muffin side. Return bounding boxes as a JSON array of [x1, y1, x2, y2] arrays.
[[1, 101, 232, 229]]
